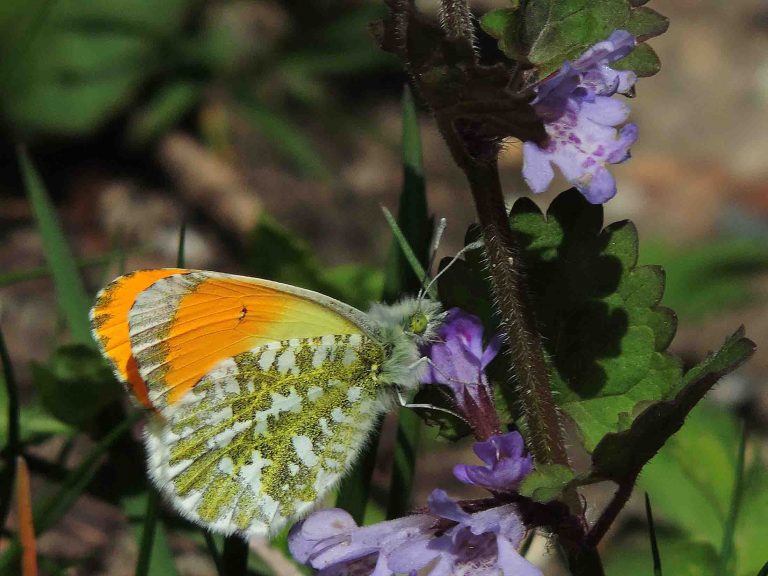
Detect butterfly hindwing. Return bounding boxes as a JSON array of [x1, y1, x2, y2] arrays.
[[146, 333, 388, 535]]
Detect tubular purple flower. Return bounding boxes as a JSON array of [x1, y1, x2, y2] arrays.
[[287, 490, 542, 576], [454, 431, 533, 493], [420, 308, 503, 439], [523, 30, 639, 204]]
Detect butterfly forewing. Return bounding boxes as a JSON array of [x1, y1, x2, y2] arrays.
[[146, 333, 387, 535], [123, 270, 371, 410]]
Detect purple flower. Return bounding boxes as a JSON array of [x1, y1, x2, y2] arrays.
[[288, 490, 541, 576], [523, 30, 639, 204], [454, 431, 533, 493], [421, 308, 502, 438]]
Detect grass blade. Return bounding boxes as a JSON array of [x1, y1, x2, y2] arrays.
[[36, 413, 141, 533], [18, 148, 92, 345], [0, 414, 140, 569], [237, 101, 332, 181], [222, 536, 249, 576], [335, 416, 383, 523], [381, 207, 432, 299], [16, 458, 38, 576], [0, 326, 21, 530], [385, 87, 430, 520], [386, 409, 420, 519], [757, 560, 768, 576], [717, 423, 748, 576], [645, 493, 662, 576], [0, 249, 143, 289], [203, 531, 224, 576], [382, 87, 430, 301], [133, 490, 160, 576], [176, 222, 187, 268], [124, 490, 177, 576]]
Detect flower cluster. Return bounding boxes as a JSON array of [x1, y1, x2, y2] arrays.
[[288, 309, 540, 575], [523, 30, 639, 204], [420, 308, 502, 439], [454, 431, 533, 494], [289, 489, 542, 576]]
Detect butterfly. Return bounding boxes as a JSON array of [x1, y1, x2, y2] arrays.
[[90, 269, 444, 536]]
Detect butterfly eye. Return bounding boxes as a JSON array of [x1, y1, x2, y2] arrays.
[[409, 312, 429, 335]]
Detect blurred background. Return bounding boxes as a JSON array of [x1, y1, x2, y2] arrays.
[[0, 0, 766, 574]]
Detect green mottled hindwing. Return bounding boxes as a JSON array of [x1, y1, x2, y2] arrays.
[[146, 332, 386, 536]]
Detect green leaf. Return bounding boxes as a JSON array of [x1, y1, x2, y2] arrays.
[[126, 81, 201, 146], [0, 402, 72, 448], [0, 0, 194, 137], [32, 344, 121, 428], [613, 42, 661, 76], [507, 189, 681, 450], [638, 405, 768, 576], [624, 6, 669, 41], [591, 329, 755, 482], [20, 149, 92, 345], [519, 464, 576, 503], [440, 190, 755, 461], [483, 0, 667, 77]]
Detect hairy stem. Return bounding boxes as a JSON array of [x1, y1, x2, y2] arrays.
[[437, 120, 568, 467], [439, 0, 475, 46]]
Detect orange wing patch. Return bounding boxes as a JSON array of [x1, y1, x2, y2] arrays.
[[91, 269, 184, 408], [127, 272, 365, 408]]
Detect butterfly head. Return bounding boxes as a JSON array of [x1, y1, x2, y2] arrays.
[[367, 297, 445, 390]]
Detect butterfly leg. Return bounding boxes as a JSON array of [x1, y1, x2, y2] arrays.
[[396, 359, 469, 425]]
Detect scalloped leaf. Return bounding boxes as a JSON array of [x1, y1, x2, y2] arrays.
[[480, 0, 668, 77], [439, 189, 683, 451], [519, 464, 576, 503], [508, 189, 682, 450], [439, 189, 755, 484], [591, 329, 755, 482]]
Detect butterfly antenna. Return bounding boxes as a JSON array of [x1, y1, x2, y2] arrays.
[[417, 218, 448, 305], [423, 239, 485, 297]]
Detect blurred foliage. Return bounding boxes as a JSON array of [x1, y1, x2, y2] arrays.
[[0, 0, 394, 178], [248, 214, 384, 310], [641, 239, 768, 321], [606, 404, 768, 576], [0, 0, 207, 137], [31, 344, 120, 428]]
